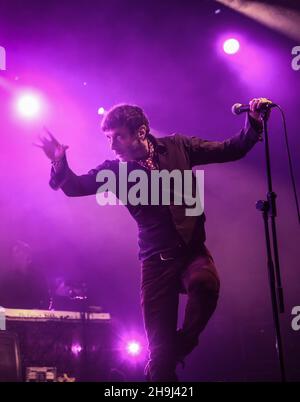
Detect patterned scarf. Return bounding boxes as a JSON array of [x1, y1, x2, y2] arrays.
[[136, 138, 158, 170]]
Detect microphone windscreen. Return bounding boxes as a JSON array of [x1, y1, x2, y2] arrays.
[[231, 103, 243, 115]]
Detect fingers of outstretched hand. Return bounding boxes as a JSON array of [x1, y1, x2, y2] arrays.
[[32, 142, 44, 148], [32, 134, 49, 148], [43, 126, 60, 145]]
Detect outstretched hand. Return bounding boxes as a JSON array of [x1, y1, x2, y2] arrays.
[[34, 127, 69, 161]]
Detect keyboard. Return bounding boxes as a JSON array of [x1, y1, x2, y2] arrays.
[[4, 308, 110, 322]]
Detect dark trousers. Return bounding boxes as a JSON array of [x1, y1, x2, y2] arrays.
[[141, 245, 220, 381]]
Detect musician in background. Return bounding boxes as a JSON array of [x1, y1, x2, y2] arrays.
[[0, 241, 49, 309], [49, 276, 88, 311]]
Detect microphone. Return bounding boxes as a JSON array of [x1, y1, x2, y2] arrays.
[[231, 101, 277, 115]]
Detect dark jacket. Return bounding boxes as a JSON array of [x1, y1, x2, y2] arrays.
[[50, 115, 262, 260]]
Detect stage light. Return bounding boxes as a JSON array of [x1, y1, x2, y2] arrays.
[[98, 107, 105, 115], [223, 38, 240, 55], [126, 341, 141, 356], [16, 93, 41, 119], [116, 332, 146, 363], [71, 343, 82, 356]]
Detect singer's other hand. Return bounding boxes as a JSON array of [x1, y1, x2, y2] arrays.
[[33, 127, 69, 161], [249, 97, 272, 122]]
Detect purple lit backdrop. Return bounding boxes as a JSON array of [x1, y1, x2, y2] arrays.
[[0, 0, 299, 381]]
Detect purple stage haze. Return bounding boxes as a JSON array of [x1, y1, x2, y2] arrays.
[[0, 0, 299, 381]]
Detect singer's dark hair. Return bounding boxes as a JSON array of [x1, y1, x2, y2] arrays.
[[101, 104, 150, 136]]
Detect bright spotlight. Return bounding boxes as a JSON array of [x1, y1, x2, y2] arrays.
[[126, 341, 141, 356], [71, 343, 82, 356], [16, 93, 41, 119], [116, 332, 146, 363], [98, 106, 105, 115], [223, 38, 240, 55]]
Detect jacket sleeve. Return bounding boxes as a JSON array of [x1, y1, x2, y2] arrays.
[[180, 114, 263, 167], [49, 155, 114, 197]]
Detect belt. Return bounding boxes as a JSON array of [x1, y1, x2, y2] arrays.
[[146, 243, 187, 263]]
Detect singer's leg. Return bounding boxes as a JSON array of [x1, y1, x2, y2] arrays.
[[141, 256, 184, 381], [178, 250, 220, 359]]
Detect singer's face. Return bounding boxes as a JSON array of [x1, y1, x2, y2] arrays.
[[105, 126, 148, 162]]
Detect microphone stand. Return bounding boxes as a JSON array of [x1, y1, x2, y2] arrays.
[[256, 108, 286, 382]]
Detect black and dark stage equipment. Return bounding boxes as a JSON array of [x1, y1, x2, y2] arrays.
[[0, 330, 22, 382], [0, 308, 113, 382], [232, 102, 300, 382]]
